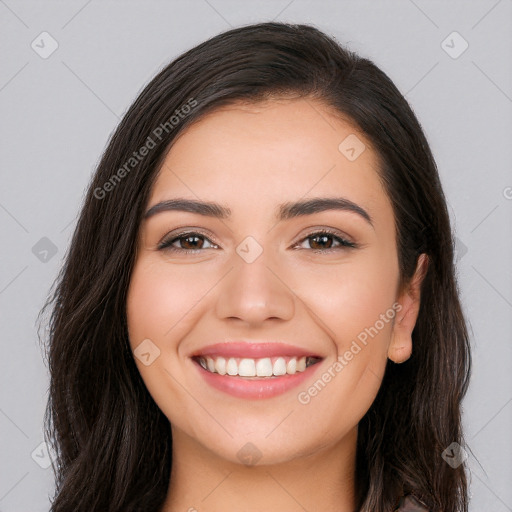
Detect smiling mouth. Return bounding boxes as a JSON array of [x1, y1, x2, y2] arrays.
[[193, 355, 323, 378]]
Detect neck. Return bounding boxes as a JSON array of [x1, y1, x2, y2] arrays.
[[160, 425, 358, 512]]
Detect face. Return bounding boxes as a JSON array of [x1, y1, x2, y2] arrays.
[[126, 97, 406, 466]]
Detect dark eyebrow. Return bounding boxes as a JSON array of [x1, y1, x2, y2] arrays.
[[277, 197, 373, 226], [144, 198, 231, 219], [144, 197, 373, 227]]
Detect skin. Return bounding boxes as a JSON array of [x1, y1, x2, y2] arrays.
[[126, 97, 428, 512]]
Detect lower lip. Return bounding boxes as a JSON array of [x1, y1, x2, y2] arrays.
[[193, 359, 323, 399]]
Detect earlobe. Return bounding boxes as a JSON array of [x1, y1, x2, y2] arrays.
[[388, 254, 429, 364]]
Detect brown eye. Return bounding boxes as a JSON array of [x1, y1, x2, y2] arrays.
[[158, 232, 217, 253], [178, 234, 205, 250], [296, 230, 357, 252], [309, 233, 334, 250]]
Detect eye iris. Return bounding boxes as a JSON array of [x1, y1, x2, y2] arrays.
[[181, 235, 203, 250], [310, 234, 333, 250]]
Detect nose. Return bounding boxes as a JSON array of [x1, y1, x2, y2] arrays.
[[215, 248, 295, 326]]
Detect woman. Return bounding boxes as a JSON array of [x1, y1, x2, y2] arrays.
[[39, 21, 471, 511]]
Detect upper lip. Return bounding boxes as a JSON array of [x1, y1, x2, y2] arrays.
[[191, 341, 323, 359]]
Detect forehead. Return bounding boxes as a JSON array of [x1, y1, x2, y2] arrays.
[[148, 97, 390, 224]]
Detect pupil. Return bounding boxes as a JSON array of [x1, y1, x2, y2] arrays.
[[311, 234, 332, 250], [183, 235, 202, 249]]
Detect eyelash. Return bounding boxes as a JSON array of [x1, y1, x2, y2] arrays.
[[157, 228, 357, 254]]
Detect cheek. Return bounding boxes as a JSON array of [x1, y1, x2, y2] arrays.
[[126, 261, 209, 430], [287, 249, 398, 420], [290, 270, 398, 447], [126, 260, 211, 347], [294, 249, 399, 350]]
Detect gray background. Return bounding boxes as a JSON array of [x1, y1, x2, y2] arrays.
[[1, 1, 511, 510]]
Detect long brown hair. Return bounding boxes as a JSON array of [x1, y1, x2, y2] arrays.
[[38, 22, 471, 511]]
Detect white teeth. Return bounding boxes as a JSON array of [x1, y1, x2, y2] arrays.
[[286, 358, 296, 374], [238, 358, 256, 377], [215, 356, 226, 375], [198, 354, 317, 377], [256, 358, 273, 377], [226, 358, 238, 376], [273, 357, 287, 376], [206, 357, 216, 373]]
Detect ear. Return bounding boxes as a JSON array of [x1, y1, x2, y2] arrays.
[[388, 253, 429, 364]]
